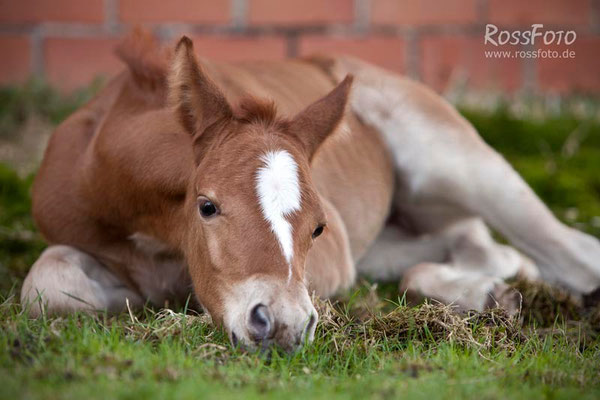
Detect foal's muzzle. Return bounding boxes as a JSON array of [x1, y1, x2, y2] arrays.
[[241, 302, 317, 351], [222, 277, 318, 352]]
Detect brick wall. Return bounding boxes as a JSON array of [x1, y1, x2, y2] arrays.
[[0, 0, 598, 93]]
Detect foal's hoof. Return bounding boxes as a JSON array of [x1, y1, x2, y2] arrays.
[[583, 287, 600, 308], [486, 283, 522, 316]]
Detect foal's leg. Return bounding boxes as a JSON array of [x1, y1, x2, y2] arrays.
[[359, 219, 536, 312], [357, 224, 447, 282], [399, 262, 521, 314], [334, 56, 600, 295], [400, 219, 538, 314], [21, 245, 143, 317], [441, 218, 540, 281]]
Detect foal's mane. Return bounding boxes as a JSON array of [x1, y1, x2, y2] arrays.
[[114, 27, 171, 89], [235, 97, 290, 131], [115, 28, 292, 134]]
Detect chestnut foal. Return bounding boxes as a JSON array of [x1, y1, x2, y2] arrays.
[[22, 32, 600, 352]]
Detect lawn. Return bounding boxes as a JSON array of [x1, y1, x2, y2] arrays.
[[1, 83, 599, 399]]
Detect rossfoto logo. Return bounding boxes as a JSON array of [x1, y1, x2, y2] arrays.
[[484, 24, 577, 59], [484, 24, 577, 46]]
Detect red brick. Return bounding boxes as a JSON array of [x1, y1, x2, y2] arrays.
[[537, 37, 600, 93], [421, 35, 522, 93], [299, 36, 405, 72], [0, 35, 31, 84], [120, 0, 229, 24], [489, 0, 591, 26], [45, 38, 122, 91], [249, 0, 353, 25], [191, 36, 287, 62], [0, 0, 104, 23], [370, 0, 478, 25]]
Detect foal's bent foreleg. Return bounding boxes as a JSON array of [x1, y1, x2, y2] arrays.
[[335, 56, 600, 295], [21, 245, 143, 317]]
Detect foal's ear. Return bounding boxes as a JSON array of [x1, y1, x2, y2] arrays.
[[289, 75, 353, 160], [168, 36, 232, 159]]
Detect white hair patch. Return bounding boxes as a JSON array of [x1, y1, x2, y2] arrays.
[[256, 150, 301, 278]]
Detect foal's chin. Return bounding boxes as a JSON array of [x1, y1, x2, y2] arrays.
[[215, 276, 318, 353]]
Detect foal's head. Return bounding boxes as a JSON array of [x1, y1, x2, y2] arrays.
[[168, 37, 352, 351]]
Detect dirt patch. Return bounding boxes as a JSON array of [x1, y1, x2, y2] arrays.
[[314, 279, 600, 355], [510, 279, 582, 326], [315, 296, 524, 355], [508, 279, 600, 346]]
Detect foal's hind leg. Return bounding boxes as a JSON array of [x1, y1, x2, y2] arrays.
[[399, 262, 522, 314], [335, 56, 600, 295], [400, 219, 540, 314], [21, 245, 143, 317], [357, 224, 448, 281], [359, 219, 537, 313]]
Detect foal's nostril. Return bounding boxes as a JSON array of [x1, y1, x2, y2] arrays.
[[303, 312, 317, 342], [248, 304, 272, 341]]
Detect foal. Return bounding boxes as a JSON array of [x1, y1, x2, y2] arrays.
[[21, 31, 600, 352], [22, 36, 362, 351]]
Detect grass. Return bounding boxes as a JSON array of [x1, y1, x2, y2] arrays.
[[0, 79, 101, 141], [1, 83, 600, 399]]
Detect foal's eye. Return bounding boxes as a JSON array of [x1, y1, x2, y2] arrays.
[[198, 197, 219, 218], [312, 224, 325, 239]]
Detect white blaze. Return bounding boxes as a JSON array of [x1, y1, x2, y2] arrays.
[[256, 150, 301, 276]]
